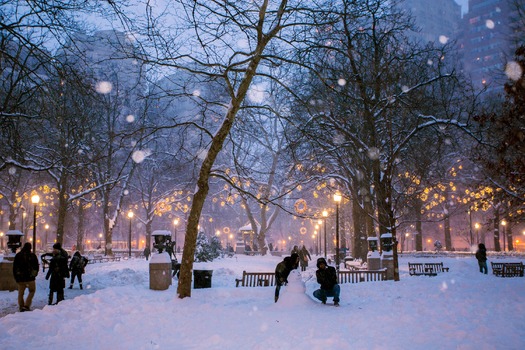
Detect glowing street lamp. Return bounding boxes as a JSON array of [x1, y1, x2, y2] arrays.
[[173, 218, 180, 254], [31, 194, 40, 253], [127, 211, 134, 258], [334, 192, 342, 272], [474, 223, 480, 244], [44, 224, 49, 250]]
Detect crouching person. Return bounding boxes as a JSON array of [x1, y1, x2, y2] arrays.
[[313, 257, 340, 306]]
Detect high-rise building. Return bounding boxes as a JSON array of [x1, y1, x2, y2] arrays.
[[460, 0, 520, 92], [397, 0, 462, 43]]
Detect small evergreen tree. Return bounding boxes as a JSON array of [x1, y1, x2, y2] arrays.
[[194, 232, 221, 262]]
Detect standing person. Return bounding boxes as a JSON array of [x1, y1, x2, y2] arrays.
[[313, 257, 340, 306], [274, 253, 299, 302], [45, 243, 69, 305], [143, 246, 151, 261], [12, 242, 39, 312], [299, 245, 311, 272], [69, 251, 88, 289], [475, 243, 488, 274], [290, 245, 299, 256]]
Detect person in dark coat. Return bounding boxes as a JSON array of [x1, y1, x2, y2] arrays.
[[45, 243, 69, 305], [12, 242, 39, 312], [313, 257, 340, 306], [69, 251, 87, 289], [274, 253, 299, 302], [475, 243, 488, 274], [299, 245, 311, 271], [143, 246, 151, 261]]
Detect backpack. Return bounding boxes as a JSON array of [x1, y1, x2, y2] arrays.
[[78, 256, 88, 272], [59, 255, 70, 278]]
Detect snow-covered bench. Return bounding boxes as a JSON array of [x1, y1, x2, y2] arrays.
[[337, 269, 387, 283], [408, 262, 449, 276], [88, 255, 121, 264], [491, 262, 524, 277], [235, 271, 276, 287]]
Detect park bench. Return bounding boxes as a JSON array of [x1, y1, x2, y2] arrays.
[[408, 262, 449, 276], [235, 271, 276, 287], [40, 253, 72, 272], [491, 262, 524, 277], [87, 255, 121, 264], [337, 269, 387, 283]]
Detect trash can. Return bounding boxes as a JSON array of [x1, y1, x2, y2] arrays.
[[149, 252, 172, 290], [193, 270, 213, 289]]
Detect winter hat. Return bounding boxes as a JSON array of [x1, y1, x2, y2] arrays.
[[53, 243, 62, 250], [22, 242, 32, 252], [317, 257, 327, 268]]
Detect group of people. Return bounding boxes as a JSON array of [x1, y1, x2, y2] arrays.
[[274, 242, 492, 307], [275, 245, 340, 306], [12, 242, 88, 312], [12, 240, 491, 312]]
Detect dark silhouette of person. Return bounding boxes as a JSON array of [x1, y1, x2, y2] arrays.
[[313, 257, 340, 306], [475, 243, 488, 274], [13, 242, 39, 312], [274, 253, 299, 302]]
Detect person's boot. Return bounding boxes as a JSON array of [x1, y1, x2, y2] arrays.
[[69, 285, 73, 289], [80, 284, 83, 290], [48, 293, 53, 305]]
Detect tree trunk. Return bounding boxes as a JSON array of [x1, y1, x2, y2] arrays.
[[493, 210, 501, 252], [76, 203, 85, 253], [506, 217, 514, 251], [56, 175, 69, 245]]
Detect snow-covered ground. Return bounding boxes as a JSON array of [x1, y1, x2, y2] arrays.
[[1, 252, 524, 349]]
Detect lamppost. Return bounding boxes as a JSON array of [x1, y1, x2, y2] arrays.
[[334, 192, 342, 272], [216, 229, 221, 249], [468, 208, 473, 245], [0, 231, 4, 250], [322, 210, 328, 258], [31, 194, 40, 253], [44, 224, 49, 250], [501, 220, 507, 251], [474, 223, 480, 244], [127, 211, 134, 258], [98, 233, 103, 249], [173, 218, 179, 255], [317, 220, 322, 255], [20, 206, 26, 237]]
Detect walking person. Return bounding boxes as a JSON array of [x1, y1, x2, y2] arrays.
[[475, 243, 488, 274], [313, 257, 340, 306], [274, 253, 299, 302], [45, 243, 70, 305], [12, 242, 39, 312], [143, 246, 151, 261], [299, 245, 311, 272], [69, 251, 88, 289]]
